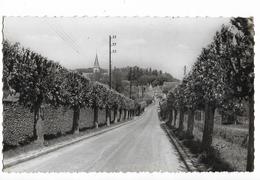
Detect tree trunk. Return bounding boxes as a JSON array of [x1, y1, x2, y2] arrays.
[[166, 108, 173, 127], [113, 108, 117, 123], [124, 109, 126, 120], [178, 109, 184, 131], [94, 105, 99, 128], [33, 104, 40, 139], [246, 95, 254, 171], [186, 109, 195, 138], [114, 108, 118, 123], [118, 109, 120, 122], [72, 106, 80, 134], [201, 102, 215, 152], [109, 108, 113, 124], [173, 109, 177, 127], [106, 107, 110, 126], [119, 109, 122, 122], [33, 102, 44, 145]]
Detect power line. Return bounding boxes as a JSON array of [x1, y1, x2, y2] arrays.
[[44, 19, 87, 60], [109, 35, 117, 89], [54, 22, 84, 54], [45, 21, 81, 56], [47, 21, 81, 54]]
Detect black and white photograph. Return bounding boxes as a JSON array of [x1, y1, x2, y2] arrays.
[[1, 16, 255, 173]]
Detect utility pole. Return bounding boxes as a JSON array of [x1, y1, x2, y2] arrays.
[[184, 65, 187, 77], [129, 67, 132, 99], [109, 35, 112, 89], [109, 35, 116, 89], [2, 17, 5, 41]]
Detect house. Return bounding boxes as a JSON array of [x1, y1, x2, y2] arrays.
[[162, 81, 180, 94]]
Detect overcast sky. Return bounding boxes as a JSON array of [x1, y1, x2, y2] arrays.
[[3, 17, 230, 79]]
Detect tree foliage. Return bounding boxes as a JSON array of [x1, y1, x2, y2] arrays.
[[168, 18, 254, 117], [3, 40, 136, 139], [166, 17, 254, 165]]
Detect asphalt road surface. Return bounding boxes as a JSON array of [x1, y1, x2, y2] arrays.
[[4, 103, 186, 172]]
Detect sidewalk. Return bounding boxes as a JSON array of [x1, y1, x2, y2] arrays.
[[3, 116, 139, 169], [161, 122, 208, 172]]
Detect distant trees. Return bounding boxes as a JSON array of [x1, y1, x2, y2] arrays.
[[90, 66, 178, 100], [126, 66, 178, 87], [112, 67, 124, 92], [166, 17, 254, 170]]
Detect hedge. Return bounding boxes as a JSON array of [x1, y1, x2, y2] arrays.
[[43, 105, 74, 137], [3, 102, 34, 147], [3, 102, 119, 149], [79, 107, 95, 129]]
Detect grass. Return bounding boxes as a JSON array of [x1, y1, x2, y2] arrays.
[[160, 109, 248, 171], [171, 126, 235, 171], [212, 136, 247, 171], [193, 120, 248, 147], [179, 122, 247, 171]]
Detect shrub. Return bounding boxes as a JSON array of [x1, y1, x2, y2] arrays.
[[3, 102, 34, 147], [79, 107, 95, 129], [43, 105, 74, 136]]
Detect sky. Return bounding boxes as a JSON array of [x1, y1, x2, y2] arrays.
[[3, 17, 230, 79]]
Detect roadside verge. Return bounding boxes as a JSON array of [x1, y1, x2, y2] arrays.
[[161, 123, 200, 172]]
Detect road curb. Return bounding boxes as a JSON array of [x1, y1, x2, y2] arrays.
[[161, 124, 198, 172], [3, 116, 140, 169]]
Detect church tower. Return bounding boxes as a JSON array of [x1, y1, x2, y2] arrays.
[[93, 53, 100, 73]]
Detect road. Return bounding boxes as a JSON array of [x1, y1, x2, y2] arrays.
[[4, 103, 186, 172]]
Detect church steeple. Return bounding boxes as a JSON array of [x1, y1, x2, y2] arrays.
[[94, 53, 99, 68], [93, 53, 100, 73]]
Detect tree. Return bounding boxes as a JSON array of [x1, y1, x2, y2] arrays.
[[188, 35, 226, 151], [3, 41, 65, 143], [62, 71, 91, 133], [225, 17, 254, 171], [208, 18, 254, 170], [3, 41, 20, 98], [166, 91, 174, 127], [165, 18, 254, 171], [3, 40, 137, 146], [182, 72, 203, 138], [88, 82, 106, 127], [170, 84, 186, 131]]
